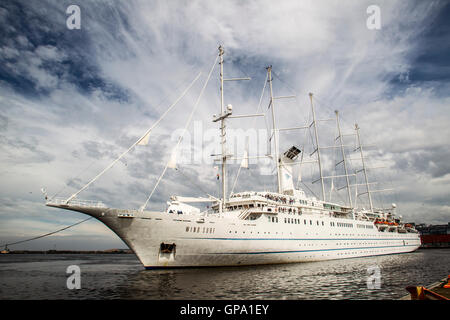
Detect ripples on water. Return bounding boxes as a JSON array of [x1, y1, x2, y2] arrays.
[[0, 249, 449, 300]]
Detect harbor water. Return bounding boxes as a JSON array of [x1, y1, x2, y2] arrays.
[[0, 249, 449, 300]]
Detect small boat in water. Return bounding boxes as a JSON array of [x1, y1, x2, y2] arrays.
[[403, 276, 450, 300]]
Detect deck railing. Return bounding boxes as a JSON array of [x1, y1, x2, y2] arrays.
[[46, 197, 107, 208]]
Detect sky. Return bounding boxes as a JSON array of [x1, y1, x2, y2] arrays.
[[0, 0, 449, 250]]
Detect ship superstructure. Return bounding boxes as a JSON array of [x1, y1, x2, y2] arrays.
[[47, 47, 420, 268]]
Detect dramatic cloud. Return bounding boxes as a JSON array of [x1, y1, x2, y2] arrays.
[[0, 0, 449, 250]]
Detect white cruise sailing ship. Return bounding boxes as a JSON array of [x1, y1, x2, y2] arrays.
[[47, 46, 421, 268]]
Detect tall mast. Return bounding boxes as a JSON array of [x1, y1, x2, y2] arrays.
[[219, 46, 227, 210], [267, 66, 281, 194], [355, 123, 373, 211], [309, 93, 325, 201], [335, 110, 352, 206]]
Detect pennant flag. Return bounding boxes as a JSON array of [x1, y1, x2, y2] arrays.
[[240, 150, 249, 169], [137, 132, 150, 146], [167, 149, 177, 169]]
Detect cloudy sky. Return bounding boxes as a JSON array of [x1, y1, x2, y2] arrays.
[[1, 0, 449, 250]]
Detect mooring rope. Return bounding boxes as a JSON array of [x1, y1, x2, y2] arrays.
[[1, 216, 93, 249]]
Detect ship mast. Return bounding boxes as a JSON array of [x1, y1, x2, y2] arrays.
[[213, 46, 253, 209], [355, 123, 373, 212], [212, 46, 234, 210], [219, 46, 227, 210], [267, 66, 282, 193], [335, 110, 352, 206], [309, 93, 326, 201]]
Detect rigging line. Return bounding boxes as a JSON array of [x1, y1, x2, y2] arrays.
[[51, 70, 199, 201], [174, 167, 212, 197], [1, 216, 93, 248], [234, 59, 254, 81], [329, 125, 339, 202], [297, 123, 311, 189], [147, 64, 204, 116], [230, 72, 268, 195], [389, 170, 401, 216], [310, 94, 338, 116], [49, 159, 98, 201], [296, 145, 305, 190], [230, 164, 243, 196], [271, 70, 302, 96], [140, 54, 219, 212], [299, 180, 319, 199], [313, 94, 357, 134], [296, 103, 312, 189], [222, 48, 255, 81], [65, 71, 203, 204]]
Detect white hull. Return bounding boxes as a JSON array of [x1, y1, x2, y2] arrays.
[[51, 204, 421, 268]]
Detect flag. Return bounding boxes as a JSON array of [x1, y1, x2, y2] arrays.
[[240, 150, 249, 169], [137, 132, 150, 146], [167, 148, 177, 169]]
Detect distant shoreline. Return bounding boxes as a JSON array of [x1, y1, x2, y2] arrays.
[[2, 249, 133, 254]]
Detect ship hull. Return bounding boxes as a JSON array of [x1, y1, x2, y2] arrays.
[[49, 204, 421, 268]]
